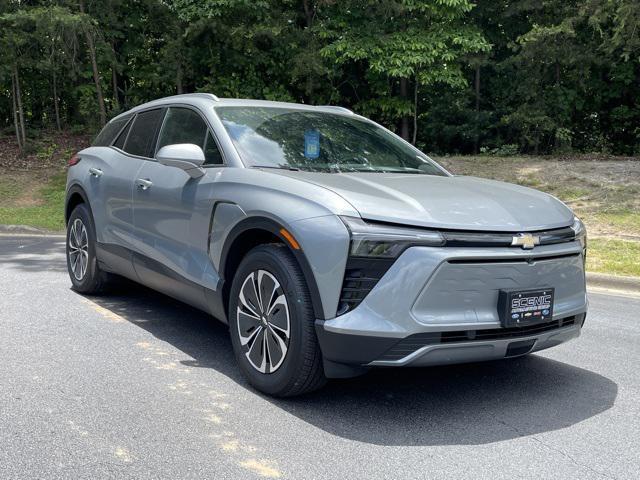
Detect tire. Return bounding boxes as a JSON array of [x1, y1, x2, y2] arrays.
[[66, 203, 113, 294], [228, 244, 326, 397]]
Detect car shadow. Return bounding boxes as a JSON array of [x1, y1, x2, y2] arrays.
[[86, 281, 617, 447]]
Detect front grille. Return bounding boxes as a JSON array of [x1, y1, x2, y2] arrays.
[[442, 226, 576, 247], [378, 316, 578, 361]]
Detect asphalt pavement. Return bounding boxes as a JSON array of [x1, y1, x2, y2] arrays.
[[0, 234, 638, 479]]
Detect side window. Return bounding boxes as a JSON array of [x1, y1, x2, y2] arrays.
[[124, 109, 165, 157], [204, 131, 224, 165], [112, 118, 132, 150], [93, 115, 130, 146], [157, 107, 207, 152]]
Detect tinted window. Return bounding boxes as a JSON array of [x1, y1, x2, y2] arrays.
[[93, 116, 130, 146], [157, 107, 207, 151], [113, 119, 132, 150], [124, 109, 165, 157], [204, 131, 224, 165]]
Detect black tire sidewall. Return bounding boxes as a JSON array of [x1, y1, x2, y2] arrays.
[[66, 203, 101, 293], [229, 245, 316, 395]]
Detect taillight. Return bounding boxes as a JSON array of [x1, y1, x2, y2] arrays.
[[68, 154, 81, 166]]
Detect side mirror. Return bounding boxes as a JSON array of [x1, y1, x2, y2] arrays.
[[156, 143, 205, 178]]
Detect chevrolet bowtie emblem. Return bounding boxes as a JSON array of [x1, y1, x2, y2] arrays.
[[511, 233, 540, 249]]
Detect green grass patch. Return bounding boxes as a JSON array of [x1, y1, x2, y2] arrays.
[[591, 211, 640, 236], [587, 238, 640, 277], [0, 172, 66, 231], [550, 186, 591, 202]]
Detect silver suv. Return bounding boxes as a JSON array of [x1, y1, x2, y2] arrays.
[[65, 93, 588, 396]]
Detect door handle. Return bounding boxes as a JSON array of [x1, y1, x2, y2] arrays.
[[136, 178, 153, 190], [89, 167, 103, 178]]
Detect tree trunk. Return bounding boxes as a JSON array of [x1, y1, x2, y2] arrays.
[[13, 65, 27, 147], [176, 62, 183, 94], [80, 0, 107, 126], [111, 45, 120, 112], [53, 69, 62, 131], [11, 72, 23, 153], [112, 66, 120, 110], [412, 80, 418, 145], [400, 78, 410, 141], [474, 64, 481, 154], [302, 0, 314, 27]]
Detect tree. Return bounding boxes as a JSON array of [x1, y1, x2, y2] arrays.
[[318, 0, 489, 142]]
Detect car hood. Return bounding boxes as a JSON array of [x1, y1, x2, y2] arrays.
[[267, 170, 574, 232]]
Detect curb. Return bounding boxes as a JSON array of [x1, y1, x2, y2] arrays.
[[0, 224, 65, 237], [586, 272, 640, 294]]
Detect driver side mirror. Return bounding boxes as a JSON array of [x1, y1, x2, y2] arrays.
[[156, 143, 205, 178]]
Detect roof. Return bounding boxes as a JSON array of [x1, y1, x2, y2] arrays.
[[111, 93, 353, 122]]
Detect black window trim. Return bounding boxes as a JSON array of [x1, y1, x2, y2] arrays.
[[153, 103, 228, 168]]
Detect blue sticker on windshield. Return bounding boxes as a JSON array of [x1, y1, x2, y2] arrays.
[[304, 130, 320, 159]]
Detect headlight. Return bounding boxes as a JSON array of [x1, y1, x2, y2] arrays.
[[571, 216, 587, 245], [340, 216, 445, 258], [571, 216, 586, 239], [571, 216, 587, 262]]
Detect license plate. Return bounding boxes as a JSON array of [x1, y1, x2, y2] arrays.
[[498, 288, 554, 327]]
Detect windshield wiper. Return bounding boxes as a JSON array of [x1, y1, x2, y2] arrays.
[[251, 165, 300, 171]]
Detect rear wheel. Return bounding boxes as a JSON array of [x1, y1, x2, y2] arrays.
[[66, 203, 113, 294], [229, 244, 326, 397]]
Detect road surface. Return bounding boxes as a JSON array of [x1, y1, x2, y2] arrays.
[[0, 234, 638, 479]]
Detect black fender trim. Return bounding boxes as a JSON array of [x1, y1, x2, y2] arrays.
[[219, 216, 326, 320]]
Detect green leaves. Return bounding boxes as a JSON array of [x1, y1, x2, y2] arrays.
[[0, 0, 638, 154]]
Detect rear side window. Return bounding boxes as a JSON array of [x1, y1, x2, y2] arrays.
[[93, 116, 130, 146], [113, 119, 132, 150], [124, 109, 165, 157]]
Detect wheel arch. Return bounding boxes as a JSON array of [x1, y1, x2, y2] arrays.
[[65, 184, 91, 225], [219, 217, 326, 321]]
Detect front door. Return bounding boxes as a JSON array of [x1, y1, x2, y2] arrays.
[[132, 106, 226, 310]]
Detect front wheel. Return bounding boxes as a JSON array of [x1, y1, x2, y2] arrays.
[[228, 244, 326, 397]]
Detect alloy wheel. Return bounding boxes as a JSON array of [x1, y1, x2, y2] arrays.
[[68, 218, 89, 281], [236, 270, 291, 374]]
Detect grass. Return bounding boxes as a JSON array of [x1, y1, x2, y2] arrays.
[[591, 211, 640, 237], [0, 172, 67, 231], [587, 238, 640, 277]]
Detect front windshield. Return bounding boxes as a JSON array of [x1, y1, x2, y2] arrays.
[[215, 106, 447, 175]]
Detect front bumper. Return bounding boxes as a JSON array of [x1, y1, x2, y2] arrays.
[[316, 241, 588, 375]]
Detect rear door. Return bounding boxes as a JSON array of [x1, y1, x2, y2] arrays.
[[132, 106, 225, 310], [89, 108, 165, 277]]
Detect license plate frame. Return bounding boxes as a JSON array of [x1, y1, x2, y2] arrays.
[[498, 288, 555, 327]]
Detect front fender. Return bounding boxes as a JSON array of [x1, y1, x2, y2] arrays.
[[216, 213, 349, 320]]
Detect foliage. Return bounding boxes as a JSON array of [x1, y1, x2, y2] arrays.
[[0, 0, 639, 154]]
